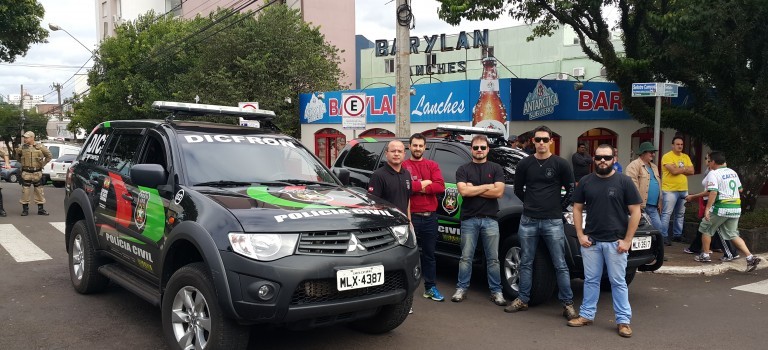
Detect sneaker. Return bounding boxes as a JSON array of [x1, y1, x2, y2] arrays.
[[746, 256, 762, 272], [720, 254, 740, 262], [490, 292, 506, 306], [683, 247, 695, 254], [423, 286, 445, 302], [694, 253, 711, 263], [563, 303, 578, 320], [618, 323, 633, 338], [451, 288, 467, 302], [567, 316, 593, 327], [503, 298, 528, 313]]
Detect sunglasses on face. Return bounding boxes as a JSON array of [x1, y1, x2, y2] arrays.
[[594, 155, 614, 161], [533, 137, 551, 143], [472, 145, 488, 151]]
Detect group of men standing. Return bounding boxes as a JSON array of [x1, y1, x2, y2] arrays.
[[0, 131, 52, 217], [367, 129, 759, 339]]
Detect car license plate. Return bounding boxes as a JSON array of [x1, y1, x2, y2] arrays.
[[631, 236, 652, 250], [336, 265, 384, 291]]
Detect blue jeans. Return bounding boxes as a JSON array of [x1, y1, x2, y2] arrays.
[[517, 215, 573, 304], [644, 204, 663, 233], [579, 241, 631, 324], [661, 191, 687, 239], [457, 217, 502, 293], [412, 213, 438, 290]]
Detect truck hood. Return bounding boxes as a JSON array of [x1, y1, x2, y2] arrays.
[[199, 185, 407, 232]]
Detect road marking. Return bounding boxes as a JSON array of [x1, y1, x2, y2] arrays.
[[50, 222, 66, 234], [732, 279, 768, 295], [0, 224, 52, 262]]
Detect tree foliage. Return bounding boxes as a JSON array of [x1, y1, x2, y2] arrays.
[[0, 103, 48, 156], [72, 5, 344, 137], [0, 0, 49, 62], [437, 0, 768, 210]]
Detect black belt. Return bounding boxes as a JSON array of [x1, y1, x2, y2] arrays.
[[22, 168, 41, 172], [466, 215, 497, 220], [412, 212, 434, 217]]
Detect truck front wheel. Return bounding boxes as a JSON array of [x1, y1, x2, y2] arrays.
[[500, 236, 557, 306]]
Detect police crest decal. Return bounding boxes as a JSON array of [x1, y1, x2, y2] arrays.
[[135, 190, 151, 230], [442, 187, 459, 215]]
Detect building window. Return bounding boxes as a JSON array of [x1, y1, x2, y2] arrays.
[[426, 53, 437, 65], [384, 59, 394, 73]]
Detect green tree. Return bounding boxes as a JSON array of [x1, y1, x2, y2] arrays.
[[0, 0, 48, 62], [0, 103, 48, 155], [72, 5, 344, 138], [437, 0, 768, 210]]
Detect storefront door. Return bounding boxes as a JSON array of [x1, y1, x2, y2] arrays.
[[315, 128, 346, 168]]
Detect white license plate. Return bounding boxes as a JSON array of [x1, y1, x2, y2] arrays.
[[336, 265, 384, 291], [631, 236, 652, 250]]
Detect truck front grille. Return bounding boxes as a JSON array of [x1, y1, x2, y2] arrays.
[[297, 228, 396, 255]]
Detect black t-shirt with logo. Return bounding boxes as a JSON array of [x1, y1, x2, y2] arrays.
[[456, 161, 505, 220], [572, 172, 643, 241], [514, 155, 574, 219], [368, 164, 411, 215]]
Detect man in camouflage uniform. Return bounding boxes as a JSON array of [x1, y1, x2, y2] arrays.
[[16, 131, 52, 216], [0, 148, 10, 216]]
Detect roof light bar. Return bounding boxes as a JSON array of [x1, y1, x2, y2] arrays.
[[152, 101, 276, 119], [436, 124, 504, 137]]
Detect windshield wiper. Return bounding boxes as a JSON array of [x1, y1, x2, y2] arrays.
[[194, 180, 253, 187], [275, 179, 335, 186]]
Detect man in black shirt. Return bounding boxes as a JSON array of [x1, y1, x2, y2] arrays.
[[506, 125, 577, 320], [568, 144, 642, 339], [572, 143, 591, 182], [368, 140, 411, 218], [451, 135, 506, 306]]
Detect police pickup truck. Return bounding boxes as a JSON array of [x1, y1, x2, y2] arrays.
[[64, 101, 421, 350], [331, 125, 664, 306]]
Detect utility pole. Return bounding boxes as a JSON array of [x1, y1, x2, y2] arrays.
[[19, 84, 25, 142], [52, 82, 63, 121], [395, 0, 411, 137]]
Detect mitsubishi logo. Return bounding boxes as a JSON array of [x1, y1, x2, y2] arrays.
[[347, 234, 366, 252]]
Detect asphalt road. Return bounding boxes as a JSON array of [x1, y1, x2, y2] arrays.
[[0, 184, 766, 349]]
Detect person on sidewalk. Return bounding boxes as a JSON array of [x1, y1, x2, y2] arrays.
[[571, 143, 591, 183], [0, 148, 10, 217], [15, 131, 52, 216], [692, 151, 762, 271], [403, 133, 446, 302], [684, 152, 737, 261], [625, 142, 663, 233], [568, 144, 643, 338], [451, 135, 506, 306], [506, 125, 577, 320], [660, 136, 694, 245], [612, 147, 623, 173]]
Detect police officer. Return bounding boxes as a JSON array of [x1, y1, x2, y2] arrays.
[[0, 148, 10, 216], [15, 131, 52, 216]]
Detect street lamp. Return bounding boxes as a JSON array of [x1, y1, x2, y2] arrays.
[[48, 23, 94, 55]]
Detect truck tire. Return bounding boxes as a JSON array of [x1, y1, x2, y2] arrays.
[[53, 181, 65, 188], [69, 220, 109, 294], [162, 263, 249, 350], [348, 294, 413, 334], [500, 236, 556, 306]]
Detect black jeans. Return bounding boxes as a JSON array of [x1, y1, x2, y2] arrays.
[[412, 213, 438, 290]]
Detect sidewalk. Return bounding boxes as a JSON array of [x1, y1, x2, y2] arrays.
[[652, 241, 766, 276]]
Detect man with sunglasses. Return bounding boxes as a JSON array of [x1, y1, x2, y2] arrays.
[[451, 135, 506, 306], [660, 136, 694, 245], [506, 125, 577, 320], [568, 144, 643, 338]]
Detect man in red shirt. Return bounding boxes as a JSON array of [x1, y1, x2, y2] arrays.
[[403, 133, 446, 301]]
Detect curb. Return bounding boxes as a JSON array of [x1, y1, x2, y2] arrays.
[[652, 254, 765, 276]]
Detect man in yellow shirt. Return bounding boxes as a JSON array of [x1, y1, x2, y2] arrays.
[[660, 136, 694, 245]]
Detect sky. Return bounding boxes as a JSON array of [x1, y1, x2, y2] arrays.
[[0, 0, 520, 103]]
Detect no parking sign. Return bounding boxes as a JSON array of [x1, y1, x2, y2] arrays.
[[341, 93, 366, 129]]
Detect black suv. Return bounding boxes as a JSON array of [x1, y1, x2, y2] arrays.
[[64, 102, 420, 350], [331, 125, 664, 305]]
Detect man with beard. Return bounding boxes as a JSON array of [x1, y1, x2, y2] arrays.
[[625, 142, 663, 233], [506, 125, 577, 320], [451, 135, 506, 306], [403, 133, 446, 302], [568, 144, 642, 338]]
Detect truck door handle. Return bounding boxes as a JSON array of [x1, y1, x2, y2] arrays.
[[122, 193, 134, 202]]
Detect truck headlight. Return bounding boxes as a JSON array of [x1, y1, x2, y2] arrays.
[[228, 233, 299, 261], [390, 225, 415, 247]]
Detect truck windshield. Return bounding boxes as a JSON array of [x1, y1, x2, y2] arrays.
[[177, 133, 337, 186]]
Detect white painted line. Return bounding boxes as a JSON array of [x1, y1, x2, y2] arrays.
[[732, 279, 768, 295], [50, 222, 66, 234], [0, 224, 52, 262]]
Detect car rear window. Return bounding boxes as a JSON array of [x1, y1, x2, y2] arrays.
[[343, 142, 386, 171]]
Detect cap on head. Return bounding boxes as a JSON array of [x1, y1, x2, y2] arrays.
[[23, 131, 34, 138], [636, 141, 658, 155]]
